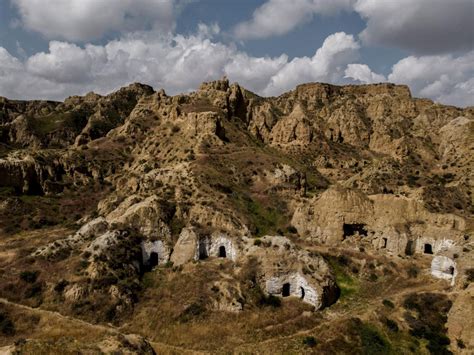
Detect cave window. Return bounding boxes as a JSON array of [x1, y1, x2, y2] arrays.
[[424, 243, 433, 254], [448, 266, 455, 275], [218, 246, 226, 258], [282, 283, 291, 297], [198, 241, 208, 260], [343, 223, 368, 238], [382, 238, 388, 249], [300, 287, 305, 299]]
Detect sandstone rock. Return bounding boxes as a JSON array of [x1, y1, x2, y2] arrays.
[[170, 227, 199, 266], [243, 235, 338, 309], [292, 186, 466, 255], [431, 255, 457, 285]]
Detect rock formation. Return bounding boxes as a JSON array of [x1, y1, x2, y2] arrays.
[[0, 78, 472, 353]]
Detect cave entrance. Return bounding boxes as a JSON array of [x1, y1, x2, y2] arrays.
[[300, 287, 305, 299], [343, 223, 368, 238], [218, 246, 226, 258], [448, 266, 455, 275], [424, 243, 433, 254], [282, 283, 291, 297], [149, 252, 159, 268], [382, 238, 388, 249], [405, 240, 414, 256], [198, 241, 208, 260]]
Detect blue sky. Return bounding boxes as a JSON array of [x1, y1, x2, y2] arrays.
[[0, 0, 473, 106]]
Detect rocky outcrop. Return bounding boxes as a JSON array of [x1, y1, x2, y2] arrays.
[[292, 186, 466, 255], [33, 217, 108, 258], [243, 236, 338, 309], [431, 255, 457, 285]]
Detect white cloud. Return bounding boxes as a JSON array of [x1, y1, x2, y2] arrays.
[[344, 63, 385, 83], [355, 0, 474, 54], [233, 0, 354, 40], [263, 32, 360, 95], [0, 30, 361, 101], [11, 0, 176, 41], [0, 28, 473, 107], [388, 51, 474, 107]]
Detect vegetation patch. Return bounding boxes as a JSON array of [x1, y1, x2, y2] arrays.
[[403, 293, 453, 354], [326, 255, 359, 299]]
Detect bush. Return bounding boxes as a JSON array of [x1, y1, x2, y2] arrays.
[[25, 283, 43, 298], [403, 293, 452, 354], [302, 336, 317, 347], [178, 302, 206, 322], [357, 321, 391, 354], [465, 268, 474, 282], [253, 239, 262, 246], [368, 273, 378, 282], [407, 266, 419, 278], [54, 279, 69, 293], [382, 299, 395, 309], [457, 339, 466, 349], [20, 270, 39, 283], [0, 312, 15, 336], [259, 294, 281, 308], [383, 317, 399, 332]]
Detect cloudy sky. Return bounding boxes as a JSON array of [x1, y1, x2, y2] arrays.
[[0, 0, 473, 106]]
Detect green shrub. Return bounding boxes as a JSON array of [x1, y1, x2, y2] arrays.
[[382, 299, 395, 309], [358, 322, 392, 354], [54, 279, 69, 293], [383, 318, 399, 332], [258, 294, 281, 308], [20, 270, 39, 283], [0, 312, 15, 336], [407, 266, 419, 278], [25, 283, 43, 298], [178, 302, 206, 323], [253, 239, 262, 246], [302, 336, 317, 347], [457, 339, 466, 349]]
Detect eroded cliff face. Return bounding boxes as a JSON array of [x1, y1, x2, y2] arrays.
[[0, 78, 473, 352]]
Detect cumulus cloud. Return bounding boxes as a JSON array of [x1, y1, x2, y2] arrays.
[[0, 28, 473, 107], [0, 30, 361, 101], [263, 32, 360, 95], [388, 51, 474, 107], [233, 0, 354, 40], [355, 0, 474, 54], [11, 0, 177, 41], [344, 64, 386, 83]]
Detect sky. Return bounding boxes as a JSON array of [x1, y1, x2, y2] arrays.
[[0, 0, 473, 107]]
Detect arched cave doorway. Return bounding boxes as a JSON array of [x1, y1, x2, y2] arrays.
[[405, 240, 414, 256], [424, 243, 433, 254], [282, 283, 291, 297], [448, 266, 455, 275], [149, 252, 159, 268], [218, 245, 226, 258], [300, 287, 305, 299]]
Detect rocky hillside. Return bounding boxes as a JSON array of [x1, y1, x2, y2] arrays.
[[0, 78, 472, 354]]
